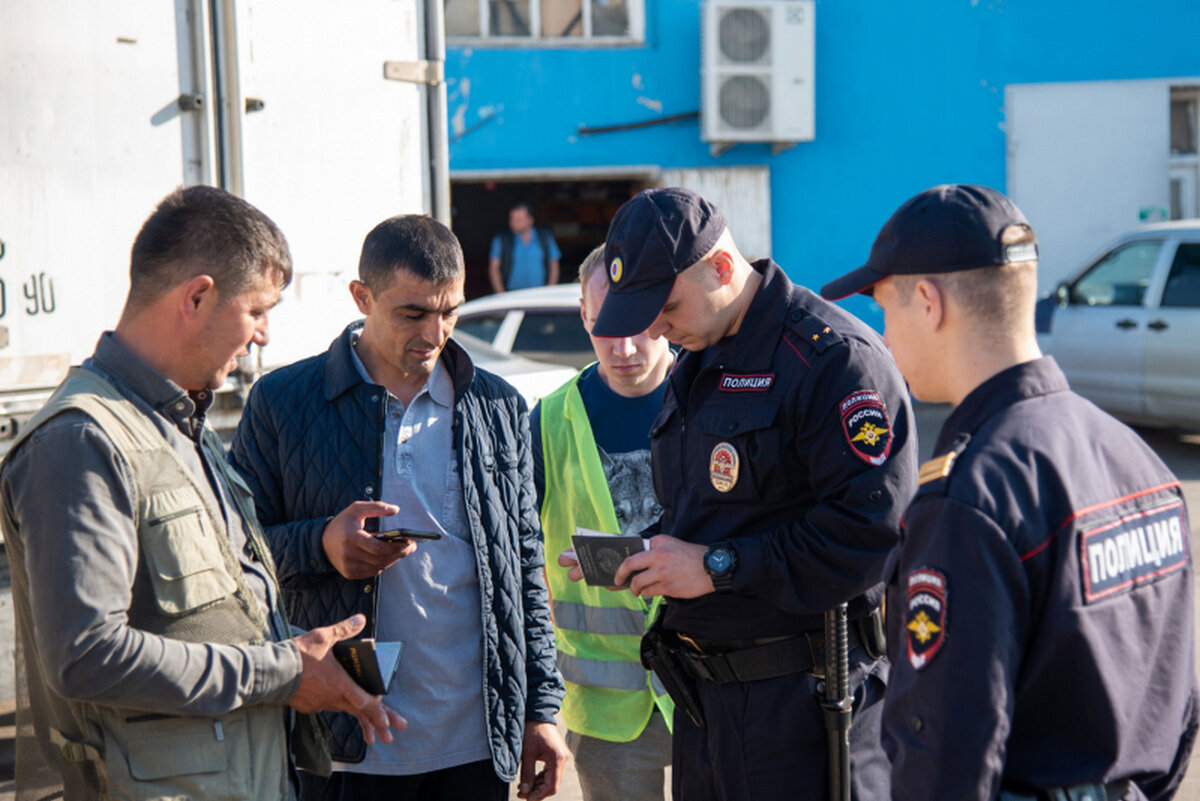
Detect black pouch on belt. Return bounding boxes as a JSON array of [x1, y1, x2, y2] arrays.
[[640, 615, 706, 728]]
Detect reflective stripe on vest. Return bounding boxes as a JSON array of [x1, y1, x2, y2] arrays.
[[538, 371, 674, 740], [557, 652, 652, 692], [553, 599, 645, 637]]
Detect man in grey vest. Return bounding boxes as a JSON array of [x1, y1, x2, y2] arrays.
[[0, 186, 405, 801]]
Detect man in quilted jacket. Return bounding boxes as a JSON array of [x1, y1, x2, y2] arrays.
[[230, 214, 568, 801]]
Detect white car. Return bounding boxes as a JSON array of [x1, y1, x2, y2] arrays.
[[456, 285, 594, 370], [1035, 221, 1200, 429], [454, 330, 577, 407]]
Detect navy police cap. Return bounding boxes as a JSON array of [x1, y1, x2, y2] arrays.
[[593, 187, 726, 338], [820, 184, 1038, 301]]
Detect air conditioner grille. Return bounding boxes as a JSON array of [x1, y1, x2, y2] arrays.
[[702, 0, 813, 144], [719, 75, 770, 129], [719, 8, 770, 64]]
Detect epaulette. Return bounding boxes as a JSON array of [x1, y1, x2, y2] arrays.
[[917, 453, 957, 486], [785, 309, 842, 355], [916, 433, 971, 492]]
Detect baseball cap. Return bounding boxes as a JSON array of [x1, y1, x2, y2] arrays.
[[592, 187, 726, 337], [819, 184, 1038, 301]]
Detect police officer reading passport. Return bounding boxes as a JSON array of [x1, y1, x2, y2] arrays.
[[821, 185, 1199, 801], [575, 187, 916, 800]]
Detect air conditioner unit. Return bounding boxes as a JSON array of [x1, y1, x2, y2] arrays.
[[701, 0, 815, 146]]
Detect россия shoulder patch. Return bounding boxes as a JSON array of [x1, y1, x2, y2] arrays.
[[840, 390, 892, 466], [906, 568, 947, 670]]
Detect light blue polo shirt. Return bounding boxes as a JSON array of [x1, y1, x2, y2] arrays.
[[336, 339, 489, 775], [489, 229, 561, 290]]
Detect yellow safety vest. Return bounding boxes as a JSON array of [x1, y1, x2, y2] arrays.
[[539, 372, 674, 742]]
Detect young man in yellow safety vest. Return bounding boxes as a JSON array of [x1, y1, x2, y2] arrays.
[[531, 245, 675, 800]]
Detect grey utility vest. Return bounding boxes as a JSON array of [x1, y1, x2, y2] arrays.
[[7, 368, 295, 800]]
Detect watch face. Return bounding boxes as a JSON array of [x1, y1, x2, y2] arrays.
[[707, 548, 733, 575]]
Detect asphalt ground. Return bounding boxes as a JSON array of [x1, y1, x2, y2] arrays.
[[2, 402, 1200, 799]]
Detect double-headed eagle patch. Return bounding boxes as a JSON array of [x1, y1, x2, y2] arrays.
[[906, 568, 947, 670], [839, 390, 892, 466]]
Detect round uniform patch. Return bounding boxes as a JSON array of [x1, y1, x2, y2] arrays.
[[709, 442, 739, 492], [905, 568, 947, 670], [839, 390, 893, 466], [609, 256, 623, 283]]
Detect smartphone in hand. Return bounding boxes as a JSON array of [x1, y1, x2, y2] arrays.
[[375, 528, 442, 542]]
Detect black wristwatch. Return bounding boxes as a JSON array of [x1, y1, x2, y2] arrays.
[[704, 542, 738, 594]]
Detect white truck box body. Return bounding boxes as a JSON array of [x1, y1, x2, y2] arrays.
[[0, 0, 438, 440]]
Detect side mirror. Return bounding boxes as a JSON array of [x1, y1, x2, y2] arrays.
[[1055, 283, 1070, 308]]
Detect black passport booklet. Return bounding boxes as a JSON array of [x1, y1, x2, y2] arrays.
[[570, 527, 650, 587], [332, 638, 404, 695]]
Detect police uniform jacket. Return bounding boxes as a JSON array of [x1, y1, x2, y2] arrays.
[[651, 259, 917, 640], [883, 357, 1199, 801]]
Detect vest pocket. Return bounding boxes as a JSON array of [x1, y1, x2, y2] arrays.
[[126, 720, 227, 781], [141, 500, 237, 616], [100, 710, 251, 800]]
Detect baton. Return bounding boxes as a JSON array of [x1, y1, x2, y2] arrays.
[[822, 603, 852, 801]]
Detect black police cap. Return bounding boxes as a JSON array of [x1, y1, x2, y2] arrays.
[[820, 184, 1038, 301], [593, 187, 726, 338]]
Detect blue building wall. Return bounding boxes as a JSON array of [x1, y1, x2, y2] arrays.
[[446, 0, 1200, 323]]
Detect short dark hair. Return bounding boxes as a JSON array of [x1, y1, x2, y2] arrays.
[[358, 215, 464, 293], [127, 185, 292, 308], [510, 202, 534, 218], [892, 225, 1040, 332], [577, 244, 606, 285]]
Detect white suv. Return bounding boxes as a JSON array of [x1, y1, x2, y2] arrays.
[[1036, 221, 1200, 430], [456, 285, 593, 370], [454, 330, 576, 407]]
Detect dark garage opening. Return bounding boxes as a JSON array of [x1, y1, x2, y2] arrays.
[[449, 177, 652, 300]]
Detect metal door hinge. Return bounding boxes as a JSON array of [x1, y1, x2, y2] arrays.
[[177, 93, 205, 112], [383, 60, 443, 86]]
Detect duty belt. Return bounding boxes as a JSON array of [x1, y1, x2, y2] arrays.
[[673, 626, 864, 684]]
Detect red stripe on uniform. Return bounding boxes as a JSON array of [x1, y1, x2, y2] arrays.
[[1020, 481, 1183, 562], [781, 335, 812, 368]]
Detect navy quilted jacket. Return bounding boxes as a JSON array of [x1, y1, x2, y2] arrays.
[[228, 322, 563, 778]]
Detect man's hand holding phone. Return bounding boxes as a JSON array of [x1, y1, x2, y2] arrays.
[[321, 501, 417, 580], [375, 528, 443, 543]]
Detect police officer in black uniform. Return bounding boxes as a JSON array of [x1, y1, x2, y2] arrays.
[[585, 187, 917, 801], [820, 184, 1199, 801]]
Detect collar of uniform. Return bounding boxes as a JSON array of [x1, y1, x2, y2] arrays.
[[702, 258, 792, 373], [934, 356, 1070, 455], [89, 332, 200, 432]]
